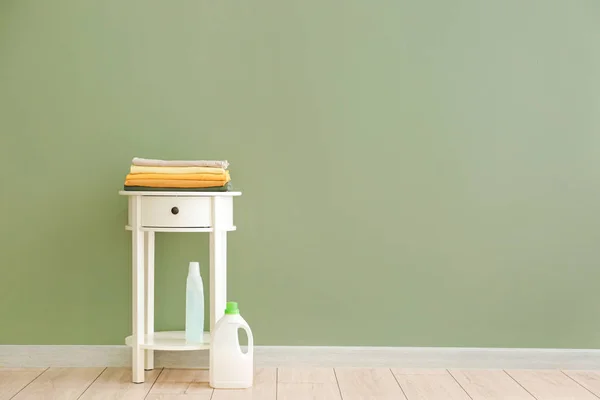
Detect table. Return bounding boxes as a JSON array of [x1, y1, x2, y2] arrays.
[[119, 190, 241, 383]]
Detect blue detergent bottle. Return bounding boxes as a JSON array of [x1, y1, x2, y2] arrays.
[[185, 262, 205, 343]]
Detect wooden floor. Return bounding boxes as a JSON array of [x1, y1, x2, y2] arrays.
[[2, 367, 600, 399]]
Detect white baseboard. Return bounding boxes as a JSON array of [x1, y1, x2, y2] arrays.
[[2, 345, 600, 370]]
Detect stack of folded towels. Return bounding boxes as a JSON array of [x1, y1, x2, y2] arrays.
[[124, 157, 232, 191]]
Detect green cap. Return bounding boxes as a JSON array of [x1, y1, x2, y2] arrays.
[[225, 302, 239, 315]]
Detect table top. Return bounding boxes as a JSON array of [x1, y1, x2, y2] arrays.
[[119, 190, 242, 197]]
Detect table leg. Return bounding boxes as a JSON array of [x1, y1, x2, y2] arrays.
[[144, 231, 155, 371], [210, 229, 227, 332], [210, 197, 228, 332], [132, 197, 145, 383]]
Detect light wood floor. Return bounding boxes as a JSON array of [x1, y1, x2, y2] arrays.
[[3, 367, 600, 399]]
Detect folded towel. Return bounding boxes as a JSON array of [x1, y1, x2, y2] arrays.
[[130, 165, 226, 175], [124, 182, 232, 192], [123, 179, 229, 188], [125, 171, 230, 182], [132, 157, 229, 169]]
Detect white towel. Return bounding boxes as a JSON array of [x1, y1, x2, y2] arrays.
[[132, 157, 229, 169]]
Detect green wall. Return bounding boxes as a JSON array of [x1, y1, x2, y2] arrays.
[[2, 0, 600, 348]]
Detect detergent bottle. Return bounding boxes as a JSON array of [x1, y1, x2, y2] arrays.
[[209, 302, 254, 389], [185, 262, 204, 343]]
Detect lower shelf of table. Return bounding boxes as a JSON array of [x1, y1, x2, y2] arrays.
[[125, 331, 210, 351]]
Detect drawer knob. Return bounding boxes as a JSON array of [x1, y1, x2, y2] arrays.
[[171, 207, 179, 215]]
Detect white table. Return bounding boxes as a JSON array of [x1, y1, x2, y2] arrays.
[[119, 190, 242, 383]]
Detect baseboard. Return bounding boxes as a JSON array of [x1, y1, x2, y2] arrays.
[[2, 345, 600, 370]]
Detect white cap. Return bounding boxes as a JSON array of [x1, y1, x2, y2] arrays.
[[188, 261, 200, 275]]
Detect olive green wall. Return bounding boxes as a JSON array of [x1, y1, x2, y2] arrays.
[[2, 0, 600, 348]]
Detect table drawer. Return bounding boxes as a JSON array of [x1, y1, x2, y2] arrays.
[[141, 196, 212, 228]]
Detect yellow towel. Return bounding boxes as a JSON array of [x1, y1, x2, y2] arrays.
[[125, 171, 230, 182], [123, 179, 228, 188], [129, 165, 226, 175]]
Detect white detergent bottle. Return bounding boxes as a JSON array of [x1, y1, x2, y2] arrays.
[[209, 302, 254, 389], [185, 262, 205, 343]]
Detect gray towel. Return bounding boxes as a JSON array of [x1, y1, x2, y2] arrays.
[[132, 157, 229, 169]]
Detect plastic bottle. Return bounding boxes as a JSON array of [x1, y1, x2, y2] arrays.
[[209, 302, 254, 389], [185, 262, 205, 343]]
